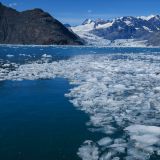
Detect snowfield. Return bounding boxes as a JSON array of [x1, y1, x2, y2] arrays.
[[71, 25, 148, 47], [1, 53, 160, 159], [71, 15, 160, 47]]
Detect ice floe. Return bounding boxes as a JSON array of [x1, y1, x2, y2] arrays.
[[78, 141, 99, 160], [6, 54, 14, 58], [1, 53, 160, 159], [42, 54, 52, 58]]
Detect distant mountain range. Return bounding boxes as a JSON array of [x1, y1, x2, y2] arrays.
[[71, 15, 160, 46], [1, 2, 160, 47], [0, 3, 83, 45]]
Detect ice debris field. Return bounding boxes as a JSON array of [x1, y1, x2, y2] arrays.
[[1, 53, 160, 160]]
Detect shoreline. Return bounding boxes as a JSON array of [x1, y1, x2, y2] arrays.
[[0, 43, 160, 49]]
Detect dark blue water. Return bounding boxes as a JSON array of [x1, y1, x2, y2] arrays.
[[1, 45, 160, 64], [0, 78, 104, 160], [0, 45, 160, 160]]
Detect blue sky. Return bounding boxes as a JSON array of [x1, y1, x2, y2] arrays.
[[1, 0, 160, 25]]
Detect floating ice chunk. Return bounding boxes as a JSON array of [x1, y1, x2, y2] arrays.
[[77, 140, 99, 160], [113, 146, 126, 154], [112, 84, 126, 93], [6, 54, 14, 58], [154, 86, 160, 93], [99, 152, 112, 160], [125, 125, 160, 136], [42, 54, 52, 58], [97, 137, 112, 146], [112, 157, 120, 160], [19, 54, 26, 56], [2, 64, 10, 67], [125, 125, 160, 158], [127, 148, 151, 160], [109, 143, 127, 149], [131, 134, 159, 146]]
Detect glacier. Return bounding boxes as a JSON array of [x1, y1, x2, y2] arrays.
[[71, 24, 147, 47], [70, 15, 160, 47]]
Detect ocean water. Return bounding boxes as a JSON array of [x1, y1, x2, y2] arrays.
[[0, 45, 160, 160]]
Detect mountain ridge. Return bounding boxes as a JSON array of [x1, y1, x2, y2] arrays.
[[71, 15, 160, 46], [0, 3, 83, 45]]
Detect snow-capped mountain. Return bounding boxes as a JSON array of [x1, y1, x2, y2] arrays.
[[71, 15, 160, 46]]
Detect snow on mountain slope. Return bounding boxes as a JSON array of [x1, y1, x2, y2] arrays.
[[71, 15, 160, 47], [71, 23, 147, 47], [71, 25, 111, 46], [143, 26, 153, 32], [71, 25, 147, 47], [110, 39, 147, 47], [73, 22, 95, 32], [96, 22, 114, 29], [138, 15, 156, 21], [72, 18, 114, 32]]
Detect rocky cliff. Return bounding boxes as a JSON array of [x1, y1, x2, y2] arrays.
[[0, 3, 83, 45]]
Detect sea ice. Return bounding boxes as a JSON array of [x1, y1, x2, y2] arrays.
[[1, 53, 160, 159]]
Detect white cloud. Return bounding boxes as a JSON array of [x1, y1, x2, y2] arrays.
[[88, 10, 92, 14], [9, 2, 18, 8]]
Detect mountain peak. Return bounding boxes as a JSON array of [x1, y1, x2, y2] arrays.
[[82, 19, 94, 25], [0, 2, 6, 8], [72, 14, 160, 46], [94, 18, 107, 25], [138, 15, 156, 21], [0, 2, 83, 45], [150, 15, 160, 20]]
